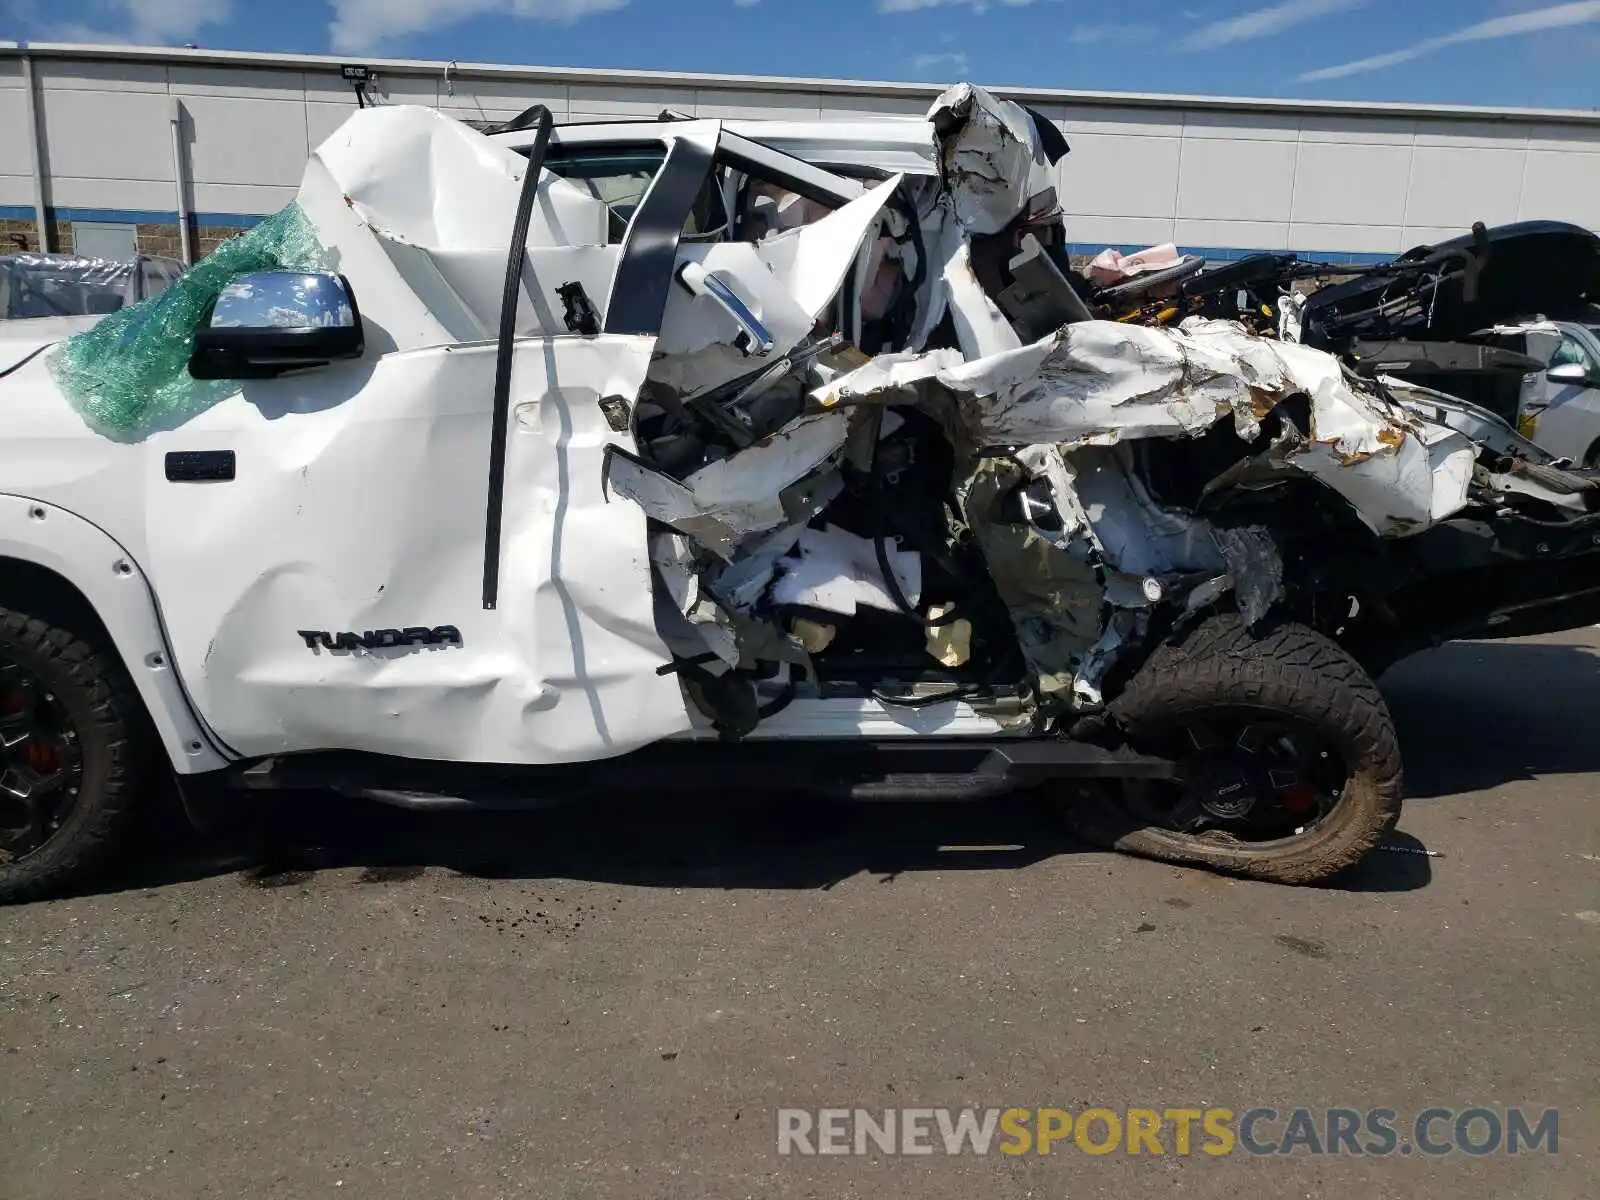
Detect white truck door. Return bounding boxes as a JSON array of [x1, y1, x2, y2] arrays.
[[142, 129, 729, 764]]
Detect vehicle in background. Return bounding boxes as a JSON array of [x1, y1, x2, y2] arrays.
[[1471, 318, 1600, 466], [0, 252, 184, 321]]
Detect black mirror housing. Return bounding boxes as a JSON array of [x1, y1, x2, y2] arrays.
[[189, 270, 365, 380]]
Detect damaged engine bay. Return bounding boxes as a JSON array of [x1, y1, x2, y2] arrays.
[[604, 83, 1600, 741]]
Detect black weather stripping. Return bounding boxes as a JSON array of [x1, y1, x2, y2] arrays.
[[604, 136, 715, 336], [482, 104, 554, 612]]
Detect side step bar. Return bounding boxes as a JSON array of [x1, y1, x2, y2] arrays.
[[234, 739, 1177, 812]]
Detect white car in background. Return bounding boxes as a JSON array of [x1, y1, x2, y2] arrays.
[[1498, 319, 1600, 466]]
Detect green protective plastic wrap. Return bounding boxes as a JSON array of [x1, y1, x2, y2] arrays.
[[50, 203, 329, 439]]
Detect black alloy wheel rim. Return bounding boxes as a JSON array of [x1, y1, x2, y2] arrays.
[[0, 655, 85, 864], [1126, 708, 1349, 844]]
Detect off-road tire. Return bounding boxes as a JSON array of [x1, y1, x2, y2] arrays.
[[1065, 613, 1403, 884], [0, 608, 143, 904]]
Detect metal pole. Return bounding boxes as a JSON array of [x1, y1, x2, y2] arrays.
[[170, 96, 193, 265], [20, 53, 50, 253]]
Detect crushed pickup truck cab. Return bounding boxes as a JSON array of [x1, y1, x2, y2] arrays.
[[3, 82, 1600, 901]]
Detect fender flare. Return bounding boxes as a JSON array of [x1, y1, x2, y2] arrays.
[[0, 494, 231, 774]]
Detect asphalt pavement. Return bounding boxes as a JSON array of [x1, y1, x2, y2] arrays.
[[1, 631, 1596, 1199]]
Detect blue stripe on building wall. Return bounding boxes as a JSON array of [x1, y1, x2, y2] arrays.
[[1067, 243, 1398, 267], [0, 205, 268, 228], [0, 205, 1403, 265]]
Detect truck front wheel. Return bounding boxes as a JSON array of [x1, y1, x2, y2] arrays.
[[0, 608, 143, 904], [1065, 613, 1403, 885]]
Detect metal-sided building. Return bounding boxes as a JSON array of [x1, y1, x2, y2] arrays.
[[3, 40, 1598, 265]]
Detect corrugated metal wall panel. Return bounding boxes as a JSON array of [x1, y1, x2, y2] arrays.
[[1, 46, 1596, 258]]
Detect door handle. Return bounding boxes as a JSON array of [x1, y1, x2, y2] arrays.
[[677, 262, 775, 357]]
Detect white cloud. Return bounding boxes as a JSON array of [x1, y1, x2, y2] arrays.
[[1180, 0, 1367, 52], [121, 0, 234, 42], [1299, 0, 1600, 81], [912, 50, 971, 73], [13, 0, 234, 45], [328, 0, 628, 54]]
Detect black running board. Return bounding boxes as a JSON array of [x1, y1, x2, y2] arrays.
[[235, 739, 1177, 812]]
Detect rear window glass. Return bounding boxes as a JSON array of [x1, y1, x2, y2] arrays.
[[543, 145, 728, 243]]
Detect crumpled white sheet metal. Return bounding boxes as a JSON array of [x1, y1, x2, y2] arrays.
[[651, 531, 742, 668], [1271, 340, 1475, 532], [754, 177, 903, 319], [943, 320, 1274, 446], [927, 83, 1058, 237], [648, 180, 901, 399], [1067, 449, 1226, 579], [772, 525, 922, 617], [605, 411, 854, 560], [815, 317, 1475, 536], [307, 105, 610, 343], [816, 318, 1272, 443]]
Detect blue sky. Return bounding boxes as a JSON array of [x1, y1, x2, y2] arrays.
[[5, 0, 1600, 109]]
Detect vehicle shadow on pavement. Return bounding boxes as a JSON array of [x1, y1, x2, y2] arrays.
[[1379, 637, 1600, 799], [79, 633, 1600, 907], [97, 783, 1434, 902]]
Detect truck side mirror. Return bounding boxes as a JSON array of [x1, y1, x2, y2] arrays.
[[189, 270, 364, 380], [1545, 361, 1590, 386]]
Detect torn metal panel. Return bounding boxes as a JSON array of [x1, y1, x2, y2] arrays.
[[707, 524, 807, 612], [1272, 341, 1476, 533], [1067, 447, 1227, 579], [820, 319, 1269, 446], [650, 179, 899, 400], [940, 226, 1026, 362], [927, 83, 1059, 237], [957, 456, 1104, 699], [306, 105, 612, 343], [650, 531, 741, 669], [812, 347, 963, 409], [1212, 526, 1284, 627], [943, 319, 1286, 446], [605, 411, 855, 560], [1383, 376, 1551, 463], [771, 525, 922, 617], [1287, 424, 1476, 534], [650, 243, 819, 398], [751, 176, 902, 317], [827, 317, 1476, 536], [1072, 609, 1143, 711]]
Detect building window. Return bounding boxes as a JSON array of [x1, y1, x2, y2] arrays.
[[71, 221, 140, 261]]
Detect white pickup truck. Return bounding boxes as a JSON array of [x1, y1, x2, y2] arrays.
[[2, 84, 1598, 901]]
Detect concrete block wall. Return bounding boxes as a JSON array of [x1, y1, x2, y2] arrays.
[[3, 43, 1598, 265]]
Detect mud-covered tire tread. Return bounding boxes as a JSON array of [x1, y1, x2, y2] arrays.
[[0, 607, 142, 904], [1067, 613, 1402, 885]]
